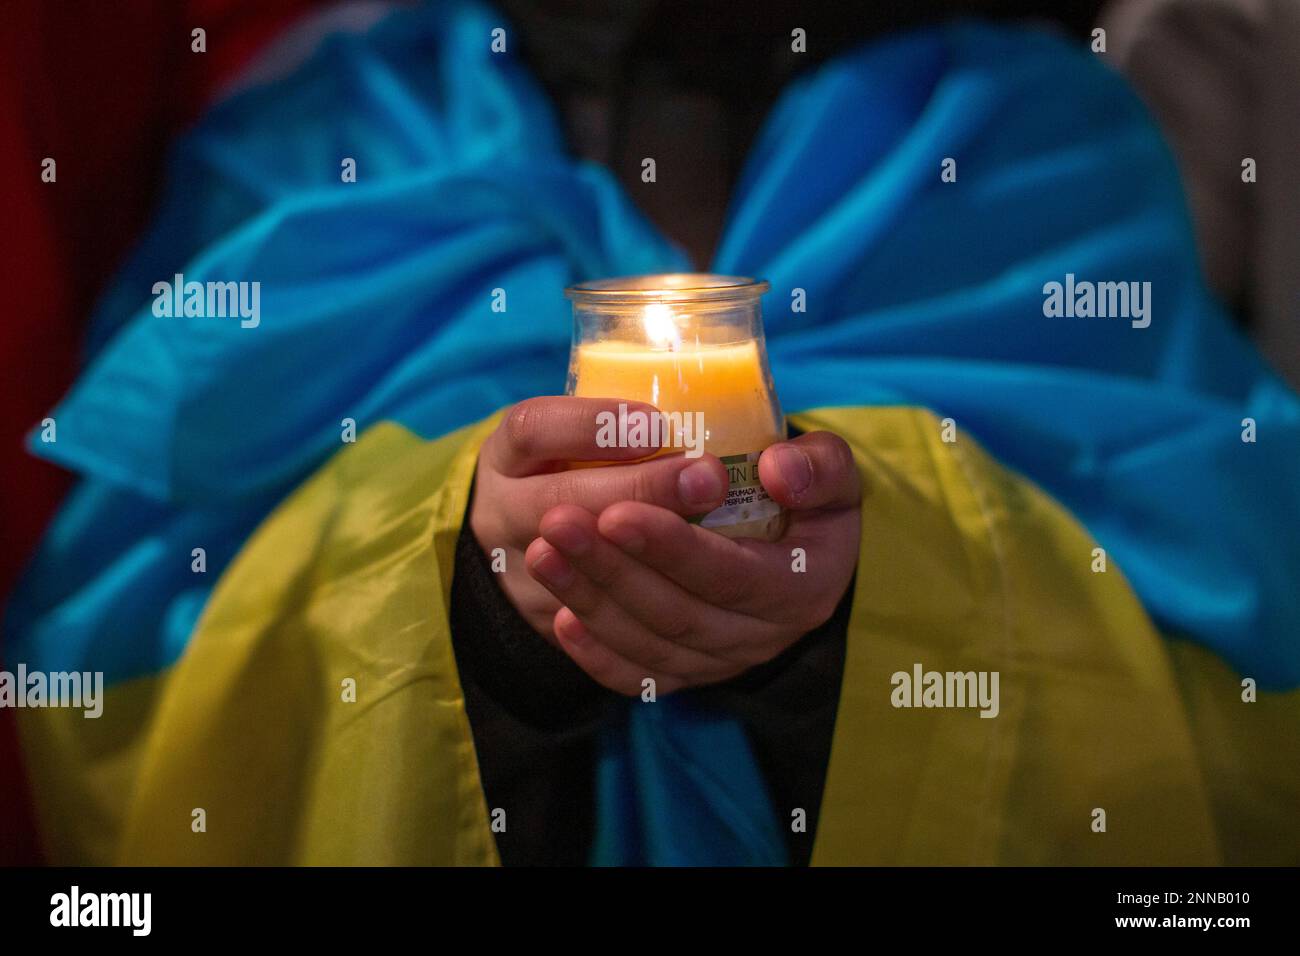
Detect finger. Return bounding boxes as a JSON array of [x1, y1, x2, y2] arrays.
[[485, 396, 665, 477], [505, 453, 728, 539], [595, 501, 796, 620], [535, 505, 769, 660], [525, 510, 736, 677], [758, 431, 862, 511], [551, 608, 683, 697]]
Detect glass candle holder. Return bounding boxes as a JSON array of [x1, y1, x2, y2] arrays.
[[564, 273, 787, 541]]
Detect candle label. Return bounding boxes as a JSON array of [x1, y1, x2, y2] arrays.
[[694, 452, 782, 530]]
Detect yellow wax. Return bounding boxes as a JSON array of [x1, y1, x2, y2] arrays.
[[573, 339, 782, 458]]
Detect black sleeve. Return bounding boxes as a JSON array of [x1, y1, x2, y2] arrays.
[[449, 502, 617, 866]]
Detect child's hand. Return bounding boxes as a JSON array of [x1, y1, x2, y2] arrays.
[[469, 397, 732, 640], [523, 430, 863, 696]]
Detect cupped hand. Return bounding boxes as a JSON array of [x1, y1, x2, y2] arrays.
[[469, 396, 732, 639], [522, 428, 863, 696]]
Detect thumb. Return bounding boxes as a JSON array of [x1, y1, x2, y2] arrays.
[[759, 431, 862, 511]]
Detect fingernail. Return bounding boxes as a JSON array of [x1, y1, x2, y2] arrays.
[[775, 445, 811, 495], [544, 522, 590, 557], [678, 460, 723, 507], [529, 550, 574, 589], [602, 523, 646, 554], [556, 607, 589, 645]]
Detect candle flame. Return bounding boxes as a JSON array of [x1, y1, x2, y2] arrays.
[[642, 303, 682, 350]]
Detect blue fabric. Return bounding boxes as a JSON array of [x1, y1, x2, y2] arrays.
[[590, 697, 788, 866], [8, 1, 684, 685], [7, 2, 1299, 864], [719, 29, 1300, 691]]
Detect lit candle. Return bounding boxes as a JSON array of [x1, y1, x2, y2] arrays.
[[565, 274, 787, 540]]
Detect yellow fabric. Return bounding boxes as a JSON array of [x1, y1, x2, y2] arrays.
[[802, 407, 1286, 865], [19, 675, 162, 865], [121, 415, 502, 865], [1165, 640, 1300, 865], [22, 406, 1299, 864]]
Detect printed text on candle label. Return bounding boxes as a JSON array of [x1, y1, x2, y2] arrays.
[[696, 452, 782, 530], [595, 402, 705, 458]]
